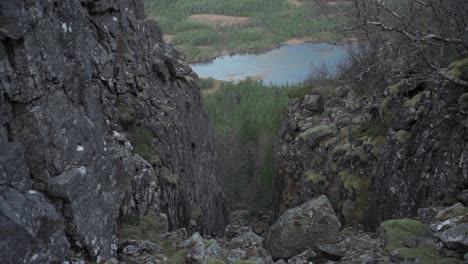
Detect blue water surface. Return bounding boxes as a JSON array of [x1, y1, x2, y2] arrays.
[[190, 42, 350, 86]]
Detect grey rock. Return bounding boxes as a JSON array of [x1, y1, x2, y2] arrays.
[[206, 240, 222, 257], [418, 207, 443, 225], [287, 249, 317, 264], [119, 240, 162, 259], [297, 125, 336, 147], [303, 95, 324, 113], [0, 141, 31, 192], [179, 232, 204, 249], [317, 243, 345, 258], [274, 260, 288, 264], [436, 223, 468, 250], [187, 238, 207, 264], [229, 231, 263, 249], [0, 187, 69, 263], [264, 195, 341, 259], [227, 248, 247, 263]]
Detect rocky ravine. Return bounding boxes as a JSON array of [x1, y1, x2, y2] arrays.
[[0, 0, 227, 262], [119, 195, 468, 264]]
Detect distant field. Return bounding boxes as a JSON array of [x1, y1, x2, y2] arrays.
[[144, 0, 344, 62]]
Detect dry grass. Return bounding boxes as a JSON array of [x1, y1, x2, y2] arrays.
[[188, 14, 253, 27], [288, 0, 303, 6]]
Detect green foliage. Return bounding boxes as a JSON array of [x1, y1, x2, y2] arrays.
[[117, 102, 136, 125], [130, 127, 160, 165], [203, 79, 291, 209], [199, 77, 216, 90], [287, 79, 339, 99], [144, 0, 344, 61]]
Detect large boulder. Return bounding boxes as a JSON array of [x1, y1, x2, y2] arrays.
[[263, 195, 341, 259]]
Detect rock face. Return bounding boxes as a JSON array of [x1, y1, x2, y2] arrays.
[[272, 76, 468, 230], [264, 195, 342, 259], [0, 0, 227, 262]]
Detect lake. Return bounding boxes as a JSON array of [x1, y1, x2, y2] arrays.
[[190, 42, 350, 86]]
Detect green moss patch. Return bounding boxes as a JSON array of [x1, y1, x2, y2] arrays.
[[166, 249, 188, 264], [162, 167, 179, 185], [351, 120, 388, 139], [191, 206, 203, 220], [119, 211, 167, 242], [380, 219, 428, 251], [117, 102, 136, 125], [393, 245, 437, 264], [437, 258, 465, 264], [131, 127, 160, 165], [304, 170, 327, 185]]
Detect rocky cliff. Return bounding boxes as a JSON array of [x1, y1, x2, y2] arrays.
[[0, 0, 227, 262], [272, 66, 468, 230]]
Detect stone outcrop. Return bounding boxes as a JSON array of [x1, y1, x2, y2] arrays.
[[263, 195, 342, 259], [272, 73, 468, 230], [0, 0, 227, 262]]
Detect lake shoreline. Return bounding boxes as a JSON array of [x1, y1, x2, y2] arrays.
[[191, 42, 351, 86], [186, 37, 358, 64]]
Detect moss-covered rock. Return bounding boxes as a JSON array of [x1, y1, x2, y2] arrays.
[[391, 244, 437, 264], [339, 170, 369, 194], [396, 130, 411, 144], [380, 219, 428, 251], [458, 93, 468, 112], [448, 58, 468, 80], [191, 206, 203, 221], [304, 170, 327, 185], [435, 203, 468, 222], [351, 120, 387, 139], [162, 167, 179, 185], [298, 124, 335, 146], [404, 92, 423, 110], [437, 258, 465, 264]]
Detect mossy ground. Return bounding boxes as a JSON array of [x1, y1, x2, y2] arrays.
[[208, 257, 226, 264], [120, 211, 167, 242], [166, 249, 189, 264]]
